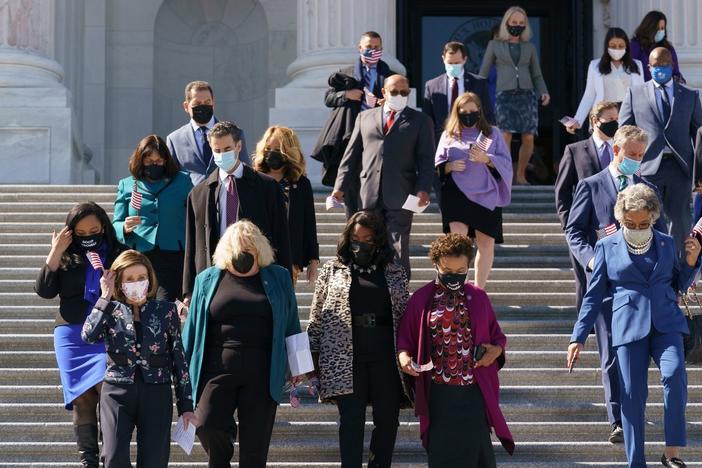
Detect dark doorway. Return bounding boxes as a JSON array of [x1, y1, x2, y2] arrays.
[[397, 0, 593, 183]]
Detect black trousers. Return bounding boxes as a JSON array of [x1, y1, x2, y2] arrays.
[[100, 372, 173, 468], [145, 248, 184, 301], [196, 347, 277, 468], [335, 351, 402, 468]]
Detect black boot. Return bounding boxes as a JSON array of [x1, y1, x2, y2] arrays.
[[74, 424, 100, 468]]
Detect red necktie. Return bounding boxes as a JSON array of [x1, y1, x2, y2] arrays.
[[384, 110, 396, 135], [450, 78, 458, 110], [226, 175, 239, 226]]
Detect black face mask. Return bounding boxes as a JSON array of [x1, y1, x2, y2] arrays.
[[597, 120, 619, 139], [191, 104, 214, 124], [350, 241, 377, 267], [264, 150, 286, 170], [232, 251, 255, 274], [459, 111, 480, 128], [437, 270, 467, 291], [143, 164, 166, 181], [507, 25, 525, 37], [74, 232, 103, 250]]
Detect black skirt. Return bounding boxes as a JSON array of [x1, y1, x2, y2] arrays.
[[440, 176, 504, 244]]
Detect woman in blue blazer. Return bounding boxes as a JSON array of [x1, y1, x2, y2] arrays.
[[567, 184, 701, 468], [182, 220, 303, 467], [113, 134, 193, 301]]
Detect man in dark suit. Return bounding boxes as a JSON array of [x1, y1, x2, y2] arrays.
[[182, 121, 289, 302], [555, 101, 619, 310], [566, 125, 666, 445], [331, 75, 435, 276], [166, 81, 249, 186], [619, 47, 702, 253], [324, 31, 395, 218]]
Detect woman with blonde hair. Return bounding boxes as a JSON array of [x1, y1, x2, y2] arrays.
[[434, 92, 512, 288], [253, 125, 319, 285], [183, 220, 304, 467], [479, 5, 549, 185], [81, 249, 196, 467]]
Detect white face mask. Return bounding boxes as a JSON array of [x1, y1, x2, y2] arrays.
[[623, 226, 652, 245], [385, 94, 408, 112], [121, 279, 149, 303], [608, 48, 626, 61]]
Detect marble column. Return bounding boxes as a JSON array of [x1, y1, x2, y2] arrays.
[[269, 0, 408, 185], [0, 0, 80, 184]]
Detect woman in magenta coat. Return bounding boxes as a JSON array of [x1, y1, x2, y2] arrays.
[[397, 233, 513, 467]]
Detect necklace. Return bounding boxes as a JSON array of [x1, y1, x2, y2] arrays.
[[351, 263, 377, 274], [625, 234, 653, 255]]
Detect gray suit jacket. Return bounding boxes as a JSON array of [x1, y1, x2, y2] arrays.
[[619, 80, 702, 178], [333, 106, 435, 210], [166, 121, 249, 186]]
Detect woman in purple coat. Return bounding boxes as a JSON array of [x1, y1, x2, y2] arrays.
[[397, 234, 514, 467], [630, 10, 685, 83]]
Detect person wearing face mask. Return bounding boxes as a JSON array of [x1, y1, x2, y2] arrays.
[[332, 74, 435, 278], [567, 28, 643, 134], [479, 6, 549, 185], [182, 221, 303, 467], [567, 184, 702, 468], [81, 250, 196, 467], [166, 80, 249, 186], [434, 92, 512, 289], [182, 121, 291, 310], [556, 102, 620, 310], [619, 47, 702, 254], [34, 203, 127, 467], [112, 135, 193, 301], [397, 233, 513, 467], [630, 10, 685, 83], [565, 125, 667, 444], [253, 126, 319, 286], [307, 210, 411, 468]]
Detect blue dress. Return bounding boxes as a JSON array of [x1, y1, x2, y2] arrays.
[[54, 324, 106, 410]]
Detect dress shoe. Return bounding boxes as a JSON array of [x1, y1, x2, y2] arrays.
[[661, 454, 687, 468], [608, 422, 624, 444]]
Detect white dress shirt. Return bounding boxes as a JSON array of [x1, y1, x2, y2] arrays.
[[218, 163, 244, 236]]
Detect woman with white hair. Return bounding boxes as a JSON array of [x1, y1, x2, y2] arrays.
[[567, 184, 702, 468], [182, 220, 303, 467]]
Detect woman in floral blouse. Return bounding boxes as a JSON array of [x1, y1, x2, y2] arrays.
[[82, 250, 197, 467]]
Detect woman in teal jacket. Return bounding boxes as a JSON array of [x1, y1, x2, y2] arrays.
[[182, 220, 302, 467], [113, 134, 193, 300]]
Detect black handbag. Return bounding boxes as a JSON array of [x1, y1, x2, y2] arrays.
[[680, 293, 702, 364]]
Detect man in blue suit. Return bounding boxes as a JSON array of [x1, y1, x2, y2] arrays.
[[619, 47, 702, 253], [565, 125, 665, 444], [166, 81, 249, 186]]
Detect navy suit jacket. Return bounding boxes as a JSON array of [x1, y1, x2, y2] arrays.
[[571, 229, 696, 347], [166, 119, 249, 186], [619, 80, 702, 179], [324, 59, 395, 109], [565, 168, 666, 272], [554, 137, 604, 229], [423, 72, 495, 142]]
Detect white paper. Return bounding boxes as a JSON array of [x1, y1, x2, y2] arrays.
[[325, 195, 345, 211], [411, 360, 434, 372], [285, 332, 315, 376], [402, 194, 429, 213], [171, 415, 196, 455]]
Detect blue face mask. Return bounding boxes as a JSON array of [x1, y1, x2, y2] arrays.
[[654, 30, 666, 43], [618, 156, 641, 176], [650, 65, 673, 84], [213, 150, 238, 172], [444, 63, 464, 78]]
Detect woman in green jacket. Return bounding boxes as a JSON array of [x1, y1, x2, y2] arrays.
[[182, 220, 303, 467], [112, 134, 193, 300]]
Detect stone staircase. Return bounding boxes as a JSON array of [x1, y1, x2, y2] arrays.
[[0, 184, 700, 467]]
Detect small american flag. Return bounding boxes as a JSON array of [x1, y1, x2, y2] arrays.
[[692, 218, 702, 241], [364, 87, 378, 107], [361, 48, 383, 65], [596, 223, 618, 239], [86, 251, 104, 270], [130, 182, 142, 211], [475, 132, 493, 152]]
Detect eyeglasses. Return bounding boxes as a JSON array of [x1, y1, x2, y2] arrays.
[[387, 90, 410, 97]]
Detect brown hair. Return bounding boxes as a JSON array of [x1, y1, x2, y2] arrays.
[[110, 250, 159, 303], [428, 233, 474, 265], [360, 31, 382, 43], [184, 80, 213, 101], [588, 101, 620, 129], [442, 41, 467, 58], [253, 126, 306, 182], [128, 134, 180, 179], [444, 92, 492, 139], [208, 121, 242, 143], [633, 10, 671, 51]]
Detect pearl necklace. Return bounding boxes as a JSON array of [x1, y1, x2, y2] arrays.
[[625, 234, 653, 255], [351, 263, 377, 274]]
